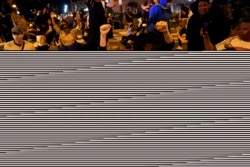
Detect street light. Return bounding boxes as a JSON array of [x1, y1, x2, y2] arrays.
[[64, 4, 68, 13]]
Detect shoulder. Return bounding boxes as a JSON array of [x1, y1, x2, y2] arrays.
[[4, 41, 14, 46], [149, 5, 161, 15], [24, 41, 36, 50], [215, 36, 234, 50], [150, 4, 161, 10], [4, 41, 15, 50], [231, 37, 250, 50]]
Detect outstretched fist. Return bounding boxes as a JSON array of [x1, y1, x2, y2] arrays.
[[50, 11, 56, 18], [155, 21, 169, 32], [100, 24, 112, 35]]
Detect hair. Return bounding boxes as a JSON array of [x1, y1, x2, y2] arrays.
[[190, 0, 209, 15], [133, 33, 163, 51], [196, 0, 209, 3], [181, 6, 189, 13], [190, 1, 199, 15], [212, 0, 228, 5]]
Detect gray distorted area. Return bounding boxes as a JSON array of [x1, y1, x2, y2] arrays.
[[0, 52, 250, 167]]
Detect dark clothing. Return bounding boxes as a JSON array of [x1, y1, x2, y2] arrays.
[[1, 1, 14, 41], [133, 32, 174, 51], [180, 6, 189, 18], [178, 28, 187, 46], [125, 11, 134, 23], [207, 4, 231, 45], [37, 45, 49, 51], [86, 29, 101, 51], [141, 0, 151, 23], [187, 3, 231, 51], [86, 0, 107, 50], [87, 0, 107, 31], [59, 42, 106, 51], [148, 0, 171, 36], [186, 14, 210, 51], [142, 10, 149, 23]]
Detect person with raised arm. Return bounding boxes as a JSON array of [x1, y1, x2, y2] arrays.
[[83, 0, 115, 50], [200, 17, 250, 51], [4, 26, 35, 51]]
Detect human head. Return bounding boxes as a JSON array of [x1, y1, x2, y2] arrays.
[[238, 18, 250, 42], [60, 20, 69, 30], [212, 0, 228, 5], [152, 0, 159, 4], [76, 12, 83, 21], [11, 26, 24, 44], [159, 0, 167, 7], [181, 6, 189, 15], [190, 1, 199, 15], [133, 33, 163, 51], [197, 0, 210, 16]]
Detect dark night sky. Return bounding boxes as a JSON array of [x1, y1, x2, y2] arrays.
[[15, 0, 71, 16]]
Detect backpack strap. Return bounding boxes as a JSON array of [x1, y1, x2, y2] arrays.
[[21, 41, 25, 51]]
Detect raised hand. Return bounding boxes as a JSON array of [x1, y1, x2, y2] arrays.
[[155, 21, 169, 33], [200, 27, 208, 38], [100, 24, 112, 35]]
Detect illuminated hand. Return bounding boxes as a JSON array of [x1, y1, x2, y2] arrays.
[[100, 24, 112, 35], [50, 11, 56, 18], [155, 21, 169, 33], [200, 27, 209, 38]]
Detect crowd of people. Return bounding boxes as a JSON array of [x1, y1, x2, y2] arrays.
[[0, 0, 250, 51], [119, 0, 250, 51]]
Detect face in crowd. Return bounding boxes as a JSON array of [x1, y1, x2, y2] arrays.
[[60, 20, 69, 30], [198, 0, 209, 16], [238, 21, 250, 42], [12, 31, 24, 45]]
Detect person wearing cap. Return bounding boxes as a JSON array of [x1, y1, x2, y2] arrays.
[[4, 26, 35, 51], [50, 12, 77, 50]]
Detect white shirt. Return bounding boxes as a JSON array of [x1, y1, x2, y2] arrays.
[[4, 40, 35, 51]]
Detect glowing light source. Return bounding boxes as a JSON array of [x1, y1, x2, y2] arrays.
[[12, 4, 17, 8], [64, 4, 68, 13]]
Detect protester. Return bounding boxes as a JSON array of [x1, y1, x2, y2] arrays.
[[186, 0, 210, 50], [148, 0, 171, 35], [201, 17, 250, 50], [176, 5, 189, 50], [133, 21, 174, 51], [206, 0, 231, 45], [83, 0, 115, 51], [4, 26, 35, 51]]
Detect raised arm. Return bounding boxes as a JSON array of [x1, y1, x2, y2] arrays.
[[99, 24, 112, 49], [155, 21, 173, 44], [141, 1, 151, 12], [50, 12, 61, 35], [200, 28, 216, 50]]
